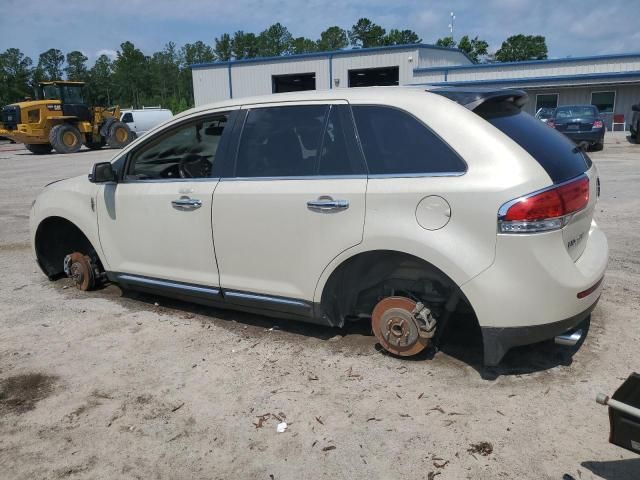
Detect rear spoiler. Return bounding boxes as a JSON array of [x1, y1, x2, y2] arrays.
[[428, 87, 529, 112]]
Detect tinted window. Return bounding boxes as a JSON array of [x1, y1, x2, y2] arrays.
[[476, 102, 590, 183], [236, 105, 326, 177], [128, 114, 228, 180], [352, 106, 466, 175], [122, 112, 133, 123], [61, 86, 85, 104], [591, 91, 615, 113], [318, 106, 363, 175]]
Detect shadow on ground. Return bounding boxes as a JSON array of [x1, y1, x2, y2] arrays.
[[66, 279, 586, 380], [582, 458, 640, 480]]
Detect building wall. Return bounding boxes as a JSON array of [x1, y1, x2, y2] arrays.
[[331, 48, 419, 88], [231, 57, 330, 98], [193, 67, 230, 105], [416, 47, 472, 68]]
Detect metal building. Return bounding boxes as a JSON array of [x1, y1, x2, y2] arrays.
[[191, 45, 640, 130]]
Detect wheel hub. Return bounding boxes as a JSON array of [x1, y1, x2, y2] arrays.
[[63, 252, 95, 291], [371, 296, 433, 356]]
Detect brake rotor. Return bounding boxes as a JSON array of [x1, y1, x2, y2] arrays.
[[371, 296, 430, 356], [64, 252, 95, 291]]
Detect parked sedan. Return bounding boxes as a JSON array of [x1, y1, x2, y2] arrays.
[[29, 87, 608, 366], [535, 107, 555, 123], [547, 105, 605, 151]]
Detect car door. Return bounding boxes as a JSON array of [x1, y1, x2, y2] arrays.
[[212, 101, 367, 311], [96, 109, 237, 288]]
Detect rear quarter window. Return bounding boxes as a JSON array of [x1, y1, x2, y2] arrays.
[[352, 105, 466, 175], [476, 102, 591, 183]]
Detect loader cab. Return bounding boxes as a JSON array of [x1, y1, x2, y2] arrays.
[[35, 81, 91, 121]]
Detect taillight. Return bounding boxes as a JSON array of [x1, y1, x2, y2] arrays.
[[547, 119, 555, 128], [498, 176, 589, 233], [592, 120, 603, 129]]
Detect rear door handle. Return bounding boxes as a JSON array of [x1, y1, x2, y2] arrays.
[[307, 197, 349, 212], [171, 197, 202, 210]]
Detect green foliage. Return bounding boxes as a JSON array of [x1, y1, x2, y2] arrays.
[[257, 23, 293, 56], [37, 48, 64, 81], [0, 48, 33, 104], [291, 37, 317, 55], [231, 31, 259, 60], [65, 51, 89, 81], [495, 34, 548, 62], [435, 36, 457, 48], [384, 29, 421, 46], [457, 35, 489, 63], [317, 26, 348, 51], [214, 33, 232, 61], [348, 18, 386, 48]]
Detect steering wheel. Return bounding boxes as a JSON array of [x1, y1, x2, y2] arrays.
[[179, 154, 211, 178]]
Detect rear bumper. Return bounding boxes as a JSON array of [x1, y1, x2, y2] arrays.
[[461, 219, 608, 366], [562, 130, 605, 144], [481, 297, 599, 366]]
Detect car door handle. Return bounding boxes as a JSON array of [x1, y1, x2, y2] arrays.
[[306, 197, 349, 212], [171, 197, 202, 210]]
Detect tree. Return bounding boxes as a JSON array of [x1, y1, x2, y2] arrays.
[[495, 34, 548, 62], [317, 26, 348, 51], [257, 23, 293, 56], [37, 48, 64, 81], [384, 29, 421, 46], [0, 48, 33, 104], [181, 41, 215, 65], [457, 35, 489, 63], [231, 31, 258, 59], [214, 33, 232, 61], [435, 36, 456, 48], [291, 37, 317, 54], [112, 41, 149, 107], [64, 50, 88, 81], [87, 54, 113, 105], [348, 18, 386, 48]]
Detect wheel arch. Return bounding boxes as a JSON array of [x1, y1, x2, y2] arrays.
[[316, 249, 477, 328], [34, 216, 103, 279]]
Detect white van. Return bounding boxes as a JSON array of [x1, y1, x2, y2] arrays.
[[120, 107, 173, 138]]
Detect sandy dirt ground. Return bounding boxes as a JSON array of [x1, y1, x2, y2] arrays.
[[0, 134, 639, 480]]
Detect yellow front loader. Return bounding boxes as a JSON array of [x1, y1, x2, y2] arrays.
[[0, 81, 132, 154]]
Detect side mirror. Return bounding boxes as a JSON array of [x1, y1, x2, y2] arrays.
[[88, 162, 116, 183], [632, 104, 640, 112]]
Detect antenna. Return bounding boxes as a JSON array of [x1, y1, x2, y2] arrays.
[[448, 11, 456, 40]]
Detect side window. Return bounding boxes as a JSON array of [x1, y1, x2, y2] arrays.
[[318, 106, 363, 176], [122, 112, 133, 123], [235, 105, 327, 178], [127, 114, 228, 180], [352, 105, 466, 175]]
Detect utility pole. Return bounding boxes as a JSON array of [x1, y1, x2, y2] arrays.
[[448, 11, 456, 41]]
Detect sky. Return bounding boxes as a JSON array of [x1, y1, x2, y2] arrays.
[[1, 0, 639, 64]]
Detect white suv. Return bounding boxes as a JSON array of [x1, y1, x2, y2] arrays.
[[29, 87, 608, 366]]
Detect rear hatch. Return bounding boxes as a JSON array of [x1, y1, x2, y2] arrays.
[[431, 87, 596, 261]]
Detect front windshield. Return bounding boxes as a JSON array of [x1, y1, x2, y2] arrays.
[[555, 106, 597, 119], [41, 85, 61, 100]]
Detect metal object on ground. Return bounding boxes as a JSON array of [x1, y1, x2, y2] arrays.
[[371, 296, 436, 356], [554, 328, 583, 346], [63, 252, 95, 291]]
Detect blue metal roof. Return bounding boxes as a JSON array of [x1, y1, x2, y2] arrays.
[[413, 51, 640, 73], [190, 43, 473, 69], [412, 70, 640, 87]]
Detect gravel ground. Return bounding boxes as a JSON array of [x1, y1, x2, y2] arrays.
[[0, 134, 639, 480]]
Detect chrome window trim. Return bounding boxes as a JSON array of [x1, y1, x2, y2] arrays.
[[220, 174, 367, 182], [497, 172, 589, 220], [122, 177, 221, 184], [117, 274, 221, 296], [368, 172, 466, 179]]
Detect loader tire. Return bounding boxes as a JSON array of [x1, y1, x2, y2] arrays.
[[49, 124, 83, 154], [106, 121, 132, 149], [25, 144, 53, 155]]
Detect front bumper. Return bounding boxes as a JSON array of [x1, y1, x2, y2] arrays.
[[481, 296, 599, 366]]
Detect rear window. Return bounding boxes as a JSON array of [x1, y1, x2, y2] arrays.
[[554, 106, 597, 119], [476, 102, 591, 183]]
